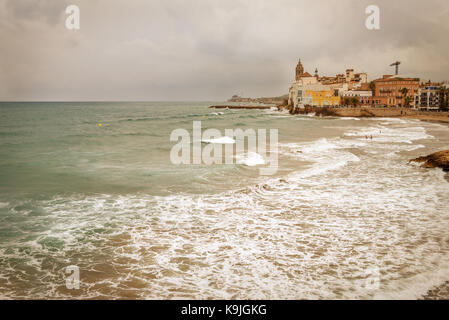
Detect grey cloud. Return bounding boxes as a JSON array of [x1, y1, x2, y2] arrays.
[[5, 0, 69, 25], [0, 0, 448, 101]]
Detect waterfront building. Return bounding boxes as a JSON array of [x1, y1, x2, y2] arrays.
[[327, 82, 349, 97], [318, 74, 346, 85], [373, 75, 420, 107], [289, 59, 319, 108], [343, 83, 373, 106], [293, 59, 319, 86], [306, 86, 340, 106], [317, 68, 367, 89], [345, 69, 368, 89], [416, 81, 442, 110], [290, 82, 340, 108], [289, 59, 355, 108]]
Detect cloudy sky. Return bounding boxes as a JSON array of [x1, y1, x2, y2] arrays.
[[0, 0, 448, 101]]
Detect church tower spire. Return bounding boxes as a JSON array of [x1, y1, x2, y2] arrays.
[[295, 59, 304, 81]]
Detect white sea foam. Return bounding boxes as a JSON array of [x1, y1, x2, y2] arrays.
[[202, 136, 235, 144], [3, 159, 448, 299], [237, 152, 266, 166], [278, 136, 362, 182], [300, 138, 338, 153], [373, 253, 449, 300], [1, 116, 448, 300], [365, 117, 408, 124], [344, 125, 433, 144]]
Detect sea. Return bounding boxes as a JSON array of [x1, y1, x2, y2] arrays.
[[0, 101, 449, 299]]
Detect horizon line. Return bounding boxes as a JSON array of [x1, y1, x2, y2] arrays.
[[0, 100, 228, 103]]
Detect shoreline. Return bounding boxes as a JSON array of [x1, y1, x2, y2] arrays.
[[284, 106, 449, 299], [403, 114, 449, 124], [279, 105, 449, 123]]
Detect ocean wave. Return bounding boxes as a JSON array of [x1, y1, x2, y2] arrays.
[[4, 155, 446, 299], [0, 202, 9, 209], [1, 114, 449, 300], [236, 152, 266, 167], [202, 136, 235, 144], [344, 125, 433, 144]]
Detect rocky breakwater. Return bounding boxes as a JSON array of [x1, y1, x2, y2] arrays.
[[410, 150, 449, 172]]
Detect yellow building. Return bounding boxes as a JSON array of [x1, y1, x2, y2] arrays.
[[305, 89, 340, 106]]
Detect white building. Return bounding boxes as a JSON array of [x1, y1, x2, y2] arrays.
[[288, 71, 319, 109], [289, 82, 338, 109], [343, 89, 372, 106], [416, 82, 444, 110], [343, 90, 372, 98], [328, 82, 349, 97]]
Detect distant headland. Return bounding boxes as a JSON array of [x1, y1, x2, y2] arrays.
[[227, 94, 288, 105]]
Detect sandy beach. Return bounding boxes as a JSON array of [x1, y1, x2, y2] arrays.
[[282, 105, 449, 123], [403, 114, 449, 124]]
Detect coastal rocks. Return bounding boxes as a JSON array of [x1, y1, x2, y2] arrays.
[[421, 281, 449, 300], [276, 99, 289, 111], [313, 107, 375, 117], [288, 105, 316, 115], [314, 107, 340, 117], [410, 150, 449, 172]]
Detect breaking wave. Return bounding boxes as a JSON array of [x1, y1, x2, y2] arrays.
[[1, 114, 448, 300]]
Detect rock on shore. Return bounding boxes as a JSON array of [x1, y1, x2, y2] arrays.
[[410, 150, 449, 171], [421, 281, 449, 300]]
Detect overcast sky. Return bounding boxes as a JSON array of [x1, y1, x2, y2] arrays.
[[1, 0, 448, 101]]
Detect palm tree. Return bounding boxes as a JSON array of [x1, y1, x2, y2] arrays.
[[369, 81, 376, 96], [438, 86, 449, 110], [400, 87, 409, 107], [445, 88, 449, 110], [350, 97, 360, 108]]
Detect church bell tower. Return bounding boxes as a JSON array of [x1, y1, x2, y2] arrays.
[[295, 59, 304, 81]]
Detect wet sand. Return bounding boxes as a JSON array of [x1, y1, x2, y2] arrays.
[[404, 114, 449, 124]]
